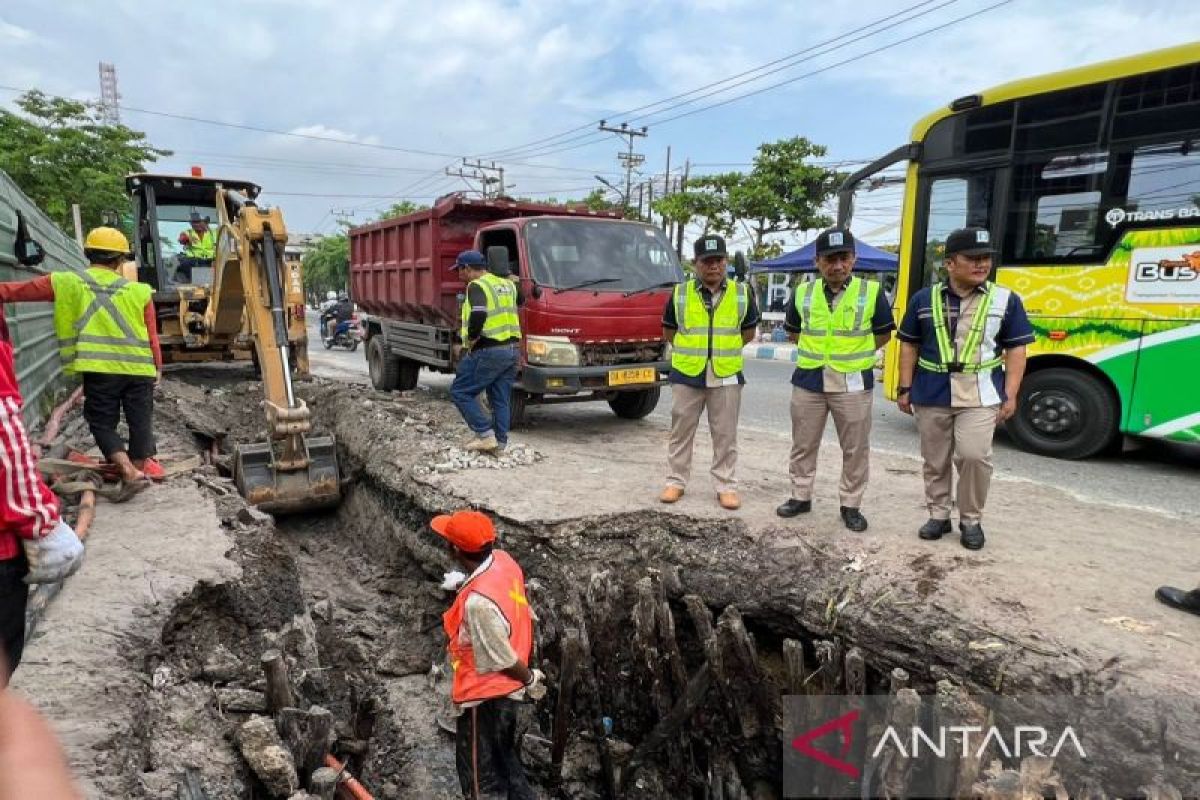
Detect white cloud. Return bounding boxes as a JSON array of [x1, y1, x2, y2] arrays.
[[0, 17, 35, 43]]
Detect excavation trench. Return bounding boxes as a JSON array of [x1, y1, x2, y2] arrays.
[[123, 374, 1197, 799]]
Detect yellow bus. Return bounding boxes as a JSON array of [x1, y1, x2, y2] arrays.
[[840, 43, 1200, 458]]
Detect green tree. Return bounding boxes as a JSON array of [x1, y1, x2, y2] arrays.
[[302, 234, 349, 297], [652, 136, 842, 260], [0, 90, 169, 234], [377, 200, 429, 221]]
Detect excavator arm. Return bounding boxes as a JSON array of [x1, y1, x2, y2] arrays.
[[219, 196, 340, 513]]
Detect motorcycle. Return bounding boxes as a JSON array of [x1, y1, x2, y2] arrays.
[[322, 317, 361, 351]]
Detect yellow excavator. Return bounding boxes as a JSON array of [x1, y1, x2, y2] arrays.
[[126, 172, 340, 513]]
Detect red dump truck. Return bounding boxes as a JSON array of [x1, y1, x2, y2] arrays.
[[349, 194, 683, 422]]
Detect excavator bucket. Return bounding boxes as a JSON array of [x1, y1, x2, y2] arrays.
[[234, 435, 341, 515]]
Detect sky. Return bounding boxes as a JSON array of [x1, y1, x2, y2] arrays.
[[2, 0, 1199, 251]]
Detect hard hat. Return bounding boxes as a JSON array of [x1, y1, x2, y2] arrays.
[[430, 510, 496, 553], [326, 290, 337, 300], [83, 227, 130, 255]]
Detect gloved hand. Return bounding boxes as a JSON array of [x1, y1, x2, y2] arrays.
[[178, 231, 190, 246], [441, 570, 466, 591], [22, 520, 84, 584], [523, 668, 547, 701]]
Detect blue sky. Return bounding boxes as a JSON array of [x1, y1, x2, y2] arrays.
[[2, 0, 1199, 251]]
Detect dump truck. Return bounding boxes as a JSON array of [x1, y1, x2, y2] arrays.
[[349, 194, 683, 422], [126, 173, 339, 513]]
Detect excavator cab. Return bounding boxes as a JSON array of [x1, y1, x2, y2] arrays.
[[127, 173, 340, 514]]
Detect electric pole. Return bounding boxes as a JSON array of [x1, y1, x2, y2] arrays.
[[445, 162, 489, 197], [598, 121, 647, 214], [461, 159, 506, 198], [675, 159, 690, 258]]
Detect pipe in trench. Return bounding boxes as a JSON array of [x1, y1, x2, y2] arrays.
[[324, 755, 374, 800], [33, 386, 84, 459]]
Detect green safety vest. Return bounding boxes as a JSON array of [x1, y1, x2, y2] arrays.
[[917, 283, 1004, 374], [670, 278, 748, 378], [51, 267, 157, 378], [460, 273, 521, 344], [183, 228, 216, 259], [793, 276, 880, 373]]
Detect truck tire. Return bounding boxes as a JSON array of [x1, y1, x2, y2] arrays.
[[608, 387, 661, 420], [368, 336, 400, 391], [396, 358, 420, 391], [1006, 367, 1119, 459], [509, 389, 528, 429]]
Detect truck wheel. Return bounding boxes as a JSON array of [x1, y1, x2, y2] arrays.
[[509, 389, 528, 429], [396, 358, 420, 391], [368, 337, 400, 391], [1006, 368, 1119, 459], [608, 387, 661, 420]]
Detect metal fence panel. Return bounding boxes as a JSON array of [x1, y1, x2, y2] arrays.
[[0, 171, 88, 428]]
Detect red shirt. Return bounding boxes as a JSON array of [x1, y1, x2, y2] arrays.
[[0, 274, 162, 401]]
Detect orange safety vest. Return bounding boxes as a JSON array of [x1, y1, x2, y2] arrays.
[[443, 550, 533, 704]]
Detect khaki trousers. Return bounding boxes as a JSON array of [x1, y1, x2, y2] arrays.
[[913, 404, 998, 523], [788, 387, 874, 507], [667, 383, 742, 493]]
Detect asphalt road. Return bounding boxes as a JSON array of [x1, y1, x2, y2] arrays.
[[306, 318, 1200, 519]]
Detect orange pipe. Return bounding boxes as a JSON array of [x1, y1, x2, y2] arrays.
[[75, 490, 95, 541], [324, 755, 374, 800], [34, 386, 84, 459]]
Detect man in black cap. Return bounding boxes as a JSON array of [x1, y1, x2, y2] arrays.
[[896, 227, 1035, 550], [776, 227, 895, 531], [660, 234, 760, 510]]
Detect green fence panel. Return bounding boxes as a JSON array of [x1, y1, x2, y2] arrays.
[[0, 171, 88, 429]]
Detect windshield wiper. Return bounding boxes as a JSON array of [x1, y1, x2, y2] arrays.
[[552, 277, 621, 294], [623, 280, 678, 297]]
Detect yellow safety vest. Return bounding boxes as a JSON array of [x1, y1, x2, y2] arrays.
[[793, 276, 879, 373], [460, 273, 521, 344], [182, 228, 216, 259], [670, 278, 748, 378], [51, 267, 157, 377]]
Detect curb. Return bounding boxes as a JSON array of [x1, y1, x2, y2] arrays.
[[743, 344, 796, 362]]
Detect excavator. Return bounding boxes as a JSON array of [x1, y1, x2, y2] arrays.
[[125, 172, 340, 513]]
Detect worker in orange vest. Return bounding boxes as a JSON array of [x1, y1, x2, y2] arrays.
[[432, 509, 544, 800]]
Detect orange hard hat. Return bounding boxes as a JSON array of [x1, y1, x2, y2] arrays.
[[430, 510, 496, 553]]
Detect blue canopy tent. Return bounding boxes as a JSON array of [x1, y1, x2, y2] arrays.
[[749, 239, 899, 273]]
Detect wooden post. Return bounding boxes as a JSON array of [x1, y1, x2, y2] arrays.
[[619, 661, 713, 794], [550, 628, 583, 780], [176, 767, 209, 799], [880, 688, 921, 799], [814, 639, 843, 695], [260, 649, 293, 715], [309, 767, 339, 800], [279, 705, 335, 785], [782, 639, 806, 696], [715, 606, 766, 740], [889, 666, 910, 695], [843, 647, 866, 695]]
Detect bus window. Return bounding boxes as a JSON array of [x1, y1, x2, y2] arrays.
[[918, 172, 995, 289], [1122, 140, 1200, 216], [1006, 150, 1107, 262]]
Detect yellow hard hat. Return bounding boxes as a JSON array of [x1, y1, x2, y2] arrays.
[[83, 227, 130, 255]]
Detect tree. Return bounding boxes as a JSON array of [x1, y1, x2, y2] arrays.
[[651, 136, 843, 260], [376, 200, 428, 221], [0, 90, 169, 234], [302, 234, 349, 298]]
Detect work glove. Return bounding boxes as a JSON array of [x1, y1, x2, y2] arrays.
[[523, 669, 547, 701], [178, 231, 190, 246], [440, 570, 467, 591], [22, 519, 85, 584]]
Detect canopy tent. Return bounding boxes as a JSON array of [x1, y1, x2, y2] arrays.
[[749, 239, 899, 273]]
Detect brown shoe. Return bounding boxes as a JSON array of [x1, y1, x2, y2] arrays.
[[717, 491, 740, 510], [658, 485, 684, 504]]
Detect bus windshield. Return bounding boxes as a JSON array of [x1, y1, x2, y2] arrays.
[[524, 219, 682, 292]]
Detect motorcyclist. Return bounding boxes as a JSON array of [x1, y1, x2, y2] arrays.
[[325, 292, 354, 340]]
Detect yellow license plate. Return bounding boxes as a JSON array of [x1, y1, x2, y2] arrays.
[[608, 367, 656, 386]]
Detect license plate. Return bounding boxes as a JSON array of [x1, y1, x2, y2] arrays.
[[608, 367, 656, 386]]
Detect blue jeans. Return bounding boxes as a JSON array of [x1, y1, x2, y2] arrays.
[[451, 345, 518, 445]]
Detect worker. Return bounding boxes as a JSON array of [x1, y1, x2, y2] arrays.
[[174, 212, 215, 283], [1155, 584, 1200, 617], [896, 227, 1034, 550], [449, 250, 521, 453], [776, 228, 895, 531], [325, 292, 354, 340], [0, 227, 164, 491], [0, 308, 84, 679], [660, 235, 760, 511], [431, 509, 544, 800]]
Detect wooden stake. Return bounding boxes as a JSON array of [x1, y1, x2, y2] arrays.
[[279, 705, 335, 785], [619, 661, 713, 794], [550, 628, 583, 780], [889, 666, 910, 695], [880, 688, 921, 798], [260, 649, 293, 716], [309, 766, 339, 800]]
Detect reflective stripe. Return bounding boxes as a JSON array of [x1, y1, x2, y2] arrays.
[[670, 279, 747, 377], [924, 283, 1002, 374], [798, 348, 878, 362], [852, 284, 870, 330], [794, 277, 878, 373], [70, 350, 157, 366], [672, 346, 744, 357], [75, 272, 142, 344]]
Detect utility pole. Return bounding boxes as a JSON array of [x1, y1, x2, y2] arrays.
[[461, 159, 506, 198], [598, 121, 647, 215], [445, 162, 489, 197], [661, 146, 671, 232], [675, 159, 690, 259]]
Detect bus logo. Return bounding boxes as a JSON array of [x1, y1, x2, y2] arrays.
[[1135, 254, 1200, 283], [1105, 208, 1127, 226], [1106, 205, 1200, 227], [1127, 247, 1200, 304]]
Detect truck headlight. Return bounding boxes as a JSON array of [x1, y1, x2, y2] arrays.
[[526, 335, 580, 367]]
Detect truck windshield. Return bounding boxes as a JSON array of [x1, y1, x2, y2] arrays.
[[524, 219, 682, 292]]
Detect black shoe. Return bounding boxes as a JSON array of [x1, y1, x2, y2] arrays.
[[840, 506, 868, 532], [959, 522, 986, 550], [918, 519, 952, 540], [1155, 586, 1200, 617], [776, 498, 812, 518]]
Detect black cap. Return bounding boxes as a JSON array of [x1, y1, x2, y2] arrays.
[[814, 227, 855, 257], [945, 227, 994, 257], [693, 234, 727, 260]]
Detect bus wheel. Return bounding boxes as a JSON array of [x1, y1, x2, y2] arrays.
[[1007, 368, 1119, 459]]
